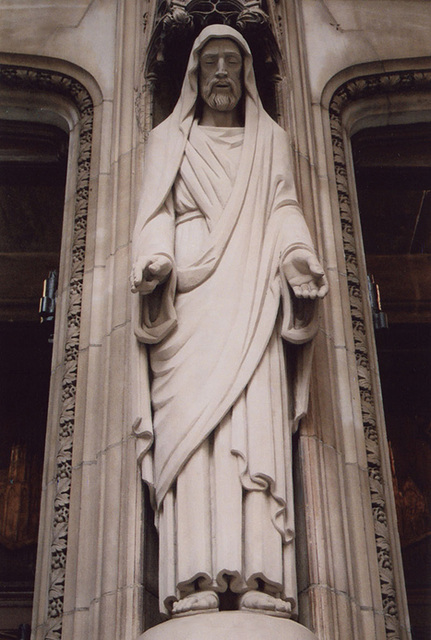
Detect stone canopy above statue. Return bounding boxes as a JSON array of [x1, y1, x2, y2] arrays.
[[142, 0, 283, 126]]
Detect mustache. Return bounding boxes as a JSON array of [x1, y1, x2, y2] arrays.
[[209, 78, 234, 92]]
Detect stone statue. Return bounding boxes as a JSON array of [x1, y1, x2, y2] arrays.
[[131, 24, 327, 620]]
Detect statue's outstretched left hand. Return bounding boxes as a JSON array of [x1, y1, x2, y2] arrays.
[[282, 248, 328, 299]]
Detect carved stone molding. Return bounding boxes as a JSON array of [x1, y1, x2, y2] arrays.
[[0, 64, 93, 640], [329, 68, 431, 640]]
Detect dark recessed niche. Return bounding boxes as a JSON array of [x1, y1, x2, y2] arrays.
[[0, 119, 68, 616], [145, 6, 282, 127], [352, 123, 431, 640]]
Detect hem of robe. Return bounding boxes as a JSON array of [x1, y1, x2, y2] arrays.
[[157, 337, 297, 617]]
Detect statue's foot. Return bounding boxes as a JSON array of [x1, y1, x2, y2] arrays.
[[238, 590, 292, 618], [172, 590, 219, 617]]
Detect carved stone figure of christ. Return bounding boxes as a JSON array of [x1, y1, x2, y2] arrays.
[[131, 25, 327, 620]]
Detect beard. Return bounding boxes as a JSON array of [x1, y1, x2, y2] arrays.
[[202, 81, 241, 112], [206, 90, 239, 111]]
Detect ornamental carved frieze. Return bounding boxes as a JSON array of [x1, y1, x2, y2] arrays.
[[329, 67, 431, 640], [0, 64, 93, 640]]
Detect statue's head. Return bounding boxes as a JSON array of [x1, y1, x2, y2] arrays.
[[171, 26, 256, 128], [198, 37, 243, 114]]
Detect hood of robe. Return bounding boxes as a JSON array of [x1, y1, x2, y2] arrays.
[[174, 24, 259, 129], [133, 24, 267, 250]]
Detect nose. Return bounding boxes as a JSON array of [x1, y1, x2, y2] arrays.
[[215, 57, 227, 77]]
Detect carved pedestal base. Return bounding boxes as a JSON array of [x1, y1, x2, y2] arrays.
[[138, 611, 318, 640]]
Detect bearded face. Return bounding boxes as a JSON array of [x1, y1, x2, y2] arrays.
[[199, 38, 243, 113]]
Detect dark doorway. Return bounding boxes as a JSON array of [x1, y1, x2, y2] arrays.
[[0, 120, 68, 635], [352, 123, 431, 640]]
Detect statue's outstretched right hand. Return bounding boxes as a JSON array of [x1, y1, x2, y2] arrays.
[[281, 248, 328, 300], [130, 255, 173, 295]]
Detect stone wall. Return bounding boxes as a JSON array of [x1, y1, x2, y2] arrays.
[[1, 1, 430, 639]]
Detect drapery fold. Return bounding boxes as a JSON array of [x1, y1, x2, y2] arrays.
[[134, 111, 318, 508]]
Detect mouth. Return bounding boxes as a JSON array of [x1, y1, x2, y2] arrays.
[[212, 81, 231, 89]]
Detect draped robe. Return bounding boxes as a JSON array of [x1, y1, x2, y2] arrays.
[[131, 25, 320, 617]]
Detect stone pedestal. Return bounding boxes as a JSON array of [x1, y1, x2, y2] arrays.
[[138, 612, 318, 640]]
